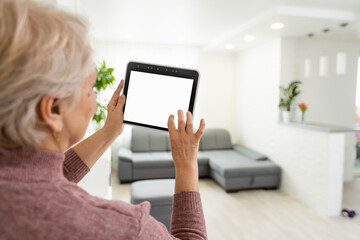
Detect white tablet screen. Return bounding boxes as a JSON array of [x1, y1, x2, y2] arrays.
[[124, 71, 194, 129]]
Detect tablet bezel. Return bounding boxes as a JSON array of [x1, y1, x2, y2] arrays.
[[122, 61, 199, 131]]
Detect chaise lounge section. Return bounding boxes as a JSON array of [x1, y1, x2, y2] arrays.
[[118, 128, 281, 192]]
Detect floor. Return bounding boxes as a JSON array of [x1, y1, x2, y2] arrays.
[[111, 171, 360, 240]]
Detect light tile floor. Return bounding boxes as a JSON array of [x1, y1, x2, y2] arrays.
[[111, 171, 360, 240]]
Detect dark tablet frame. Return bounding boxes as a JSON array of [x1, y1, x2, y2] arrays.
[[122, 61, 199, 131]]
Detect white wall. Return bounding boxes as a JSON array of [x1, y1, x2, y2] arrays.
[[280, 38, 360, 128], [92, 41, 237, 166], [234, 39, 281, 148], [235, 39, 346, 216], [280, 38, 360, 182], [197, 52, 237, 137]]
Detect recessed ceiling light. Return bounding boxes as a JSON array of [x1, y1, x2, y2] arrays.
[[270, 22, 285, 30], [226, 44, 234, 50], [243, 35, 255, 41]]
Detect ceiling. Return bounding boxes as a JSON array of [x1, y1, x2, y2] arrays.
[[56, 0, 360, 51]]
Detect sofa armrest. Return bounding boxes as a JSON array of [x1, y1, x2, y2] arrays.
[[118, 147, 133, 162], [233, 144, 268, 161]]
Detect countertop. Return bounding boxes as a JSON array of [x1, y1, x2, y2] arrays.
[[279, 122, 360, 133]]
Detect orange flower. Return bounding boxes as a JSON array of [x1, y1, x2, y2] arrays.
[[297, 102, 308, 112]]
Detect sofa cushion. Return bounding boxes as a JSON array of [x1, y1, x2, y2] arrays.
[[132, 152, 209, 168], [204, 150, 280, 177], [132, 152, 173, 168], [131, 179, 174, 205], [197, 152, 210, 165], [117, 147, 133, 162], [131, 179, 174, 230], [233, 145, 268, 161], [199, 129, 232, 150], [131, 128, 170, 152]]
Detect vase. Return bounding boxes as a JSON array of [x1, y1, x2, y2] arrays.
[[301, 111, 306, 123], [282, 111, 291, 123], [301, 112, 305, 123]]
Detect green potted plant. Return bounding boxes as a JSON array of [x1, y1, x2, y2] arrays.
[[279, 80, 301, 123], [93, 60, 116, 129]]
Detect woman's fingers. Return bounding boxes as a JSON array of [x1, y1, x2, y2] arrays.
[[104, 81, 126, 136], [169, 110, 204, 142], [186, 111, 193, 134], [178, 110, 185, 132], [116, 79, 125, 95], [168, 115, 177, 133], [195, 118, 205, 141], [108, 80, 124, 107]]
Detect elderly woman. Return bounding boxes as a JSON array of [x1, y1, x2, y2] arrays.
[[0, 0, 207, 239]]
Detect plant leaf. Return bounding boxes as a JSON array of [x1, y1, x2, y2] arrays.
[[92, 60, 116, 128]]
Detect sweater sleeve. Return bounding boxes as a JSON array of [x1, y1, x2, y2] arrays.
[[170, 191, 207, 239], [63, 148, 89, 183], [137, 191, 207, 240]]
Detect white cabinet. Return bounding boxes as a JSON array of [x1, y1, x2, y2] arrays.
[[78, 148, 112, 199]]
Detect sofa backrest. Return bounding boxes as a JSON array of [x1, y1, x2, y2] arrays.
[[131, 128, 233, 152], [131, 128, 171, 152], [199, 129, 233, 150]]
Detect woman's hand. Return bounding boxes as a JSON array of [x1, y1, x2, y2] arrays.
[[72, 80, 126, 169], [168, 110, 205, 168], [103, 80, 126, 137], [168, 110, 205, 193]]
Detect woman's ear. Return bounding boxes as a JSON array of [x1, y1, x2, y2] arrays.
[[39, 95, 64, 132]]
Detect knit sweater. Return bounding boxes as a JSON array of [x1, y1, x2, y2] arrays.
[[0, 148, 207, 240]]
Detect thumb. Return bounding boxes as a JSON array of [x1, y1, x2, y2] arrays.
[[115, 94, 126, 113]]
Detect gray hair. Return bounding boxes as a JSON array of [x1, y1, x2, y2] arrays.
[[0, 0, 94, 149]]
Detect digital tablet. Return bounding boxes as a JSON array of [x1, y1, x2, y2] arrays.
[[123, 61, 199, 131]]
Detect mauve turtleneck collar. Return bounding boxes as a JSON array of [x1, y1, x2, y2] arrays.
[[0, 147, 66, 182]]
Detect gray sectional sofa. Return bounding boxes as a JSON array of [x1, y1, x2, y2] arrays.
[[118, 128, 281, 192]]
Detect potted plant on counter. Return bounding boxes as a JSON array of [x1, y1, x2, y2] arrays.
[[279, 80, 301, 123]]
